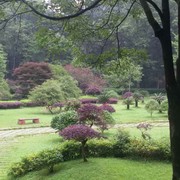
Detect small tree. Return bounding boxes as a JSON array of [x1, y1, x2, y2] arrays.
[[29, 80, 65, 113], [145, 100, 159, 117], [13, 62, 52, 97], [77, 103, 104, 127], [152, 93, 166, 113], [60, 124, 100, 162], [133, 92, 143, 108], [123, 97, 134, 110]]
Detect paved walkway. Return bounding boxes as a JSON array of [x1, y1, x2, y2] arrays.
[[0, 122, 169, 139]]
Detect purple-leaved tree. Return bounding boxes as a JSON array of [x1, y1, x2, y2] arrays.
[[59, 124, 100, 162]]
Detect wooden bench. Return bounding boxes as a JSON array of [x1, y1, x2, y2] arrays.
[[18, 118, 39, 125]]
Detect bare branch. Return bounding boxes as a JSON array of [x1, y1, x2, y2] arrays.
[[21, 0, 104, 21]]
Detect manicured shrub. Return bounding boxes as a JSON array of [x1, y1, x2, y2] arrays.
[[80, 98, 98, 104], [98, 90, 118, 103], [60, 124, 100, 162], [107, 98, 118, 104], [145, 99, 159, 117], [87, 139, 114, 157], [21, 101, 42, 107], [8, 149, 63, 177], [99, 103, 115, 113], [85, 85, 102, 95], [51, 111, 78, 131], [113, 128, 131, 157], [0, 102, 22, 109], [64, 100, 81, 111]]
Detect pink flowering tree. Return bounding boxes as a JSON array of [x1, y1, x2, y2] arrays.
[[60, 124, 100, 162]]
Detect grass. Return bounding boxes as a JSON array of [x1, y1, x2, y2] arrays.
[[15, 158, 171, 180], [0, 99, 168, 129], [0, 107, 55, 129]]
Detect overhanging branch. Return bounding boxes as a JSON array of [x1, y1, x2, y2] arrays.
[[21, 0, 104, 21]]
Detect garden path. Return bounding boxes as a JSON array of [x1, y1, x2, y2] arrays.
[[0, 121, 169, 139]]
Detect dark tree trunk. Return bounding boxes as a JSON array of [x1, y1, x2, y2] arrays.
[[81, 140, 88, 162], [135, 100, 138, 107], [127, 104, 130, 110]]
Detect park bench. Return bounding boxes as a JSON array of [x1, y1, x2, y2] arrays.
[[18, 118, 39, 125]]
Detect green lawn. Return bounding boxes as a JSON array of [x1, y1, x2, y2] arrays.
[[14, 158, 172, 180], [0, 107, 55, 129], [0, 100, 168, 129]]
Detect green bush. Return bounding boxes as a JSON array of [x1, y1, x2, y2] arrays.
[[59, 140, 81, 161], [0, 79, 12, 100], [145, 99, 159, 117], [9, 149, 63, 177], [51, 110, 78, 131], [87, 138, 114, 157], [129, 138, 171, 160], [113, 128, 131, 157], [161, 100, 168, 112], [98, 90, 119, 103]]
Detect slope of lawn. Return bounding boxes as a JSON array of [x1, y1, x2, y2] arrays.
[[16, 158, 172, 180]]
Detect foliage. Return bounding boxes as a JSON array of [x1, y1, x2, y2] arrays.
[[133, 92, 143, 107], [123, 97, 134, 110], [137, 123, 152, 140], [60, 124, 100, 162], [101, 111, 115, 126], [64, 100, 81, 111], [0, 44, 7, 80], [85, 85, 102, 96], [152, 93, 166, 105], [51, 111, 78, 131], [87, 139, 114, 157], [113, 128, 131, 157], [29, 80, 65, 112], [107, 98, 118, 104], [8, 149, 63, 177], [122, 92, 133, 99], [145, 99, 159, 117], [65, 64, 106, 92], [13, 62, 52, 97], [80, 98, 98, 104], [161, 100, 168, 112], [77, 103, 104, 128], [0, 79, 12, 100], [99, 103, 116, 113], [0, 101, 22, 109]]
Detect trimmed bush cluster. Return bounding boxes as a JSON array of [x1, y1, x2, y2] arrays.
[[0, 102, 22, 109], [79, 98, 98, 104], [21, 101, 42, 107], [9, 149, 63, 177], [99, 103, 115, 113]]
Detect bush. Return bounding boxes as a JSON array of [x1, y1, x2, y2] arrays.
[[145, 99, 159, 117], [113, 128, 131, 157], [122, 92, 133, 99], [101, 111, 115, 125], [0, 101, 22, 109], [87, 138, 114, 157], [0, 79, 12, 100], [51, 111, 78, 131], [85, 85, 102, 95], [79, 98, 98, 104], [98, 90, 118, 103], [99, 103, 116, 113], [123, 97, 134, 110], [161, 100, 168, 112], [107, 98, 118, 104], [64, 100, 81, 111], [8, 149, 63, 177], [129, 139, 171, 160], [21, 101, 42, 107]]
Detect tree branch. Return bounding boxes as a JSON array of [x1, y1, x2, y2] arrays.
[[21, 0, 104, 21], [139, 0, 162, 37]]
